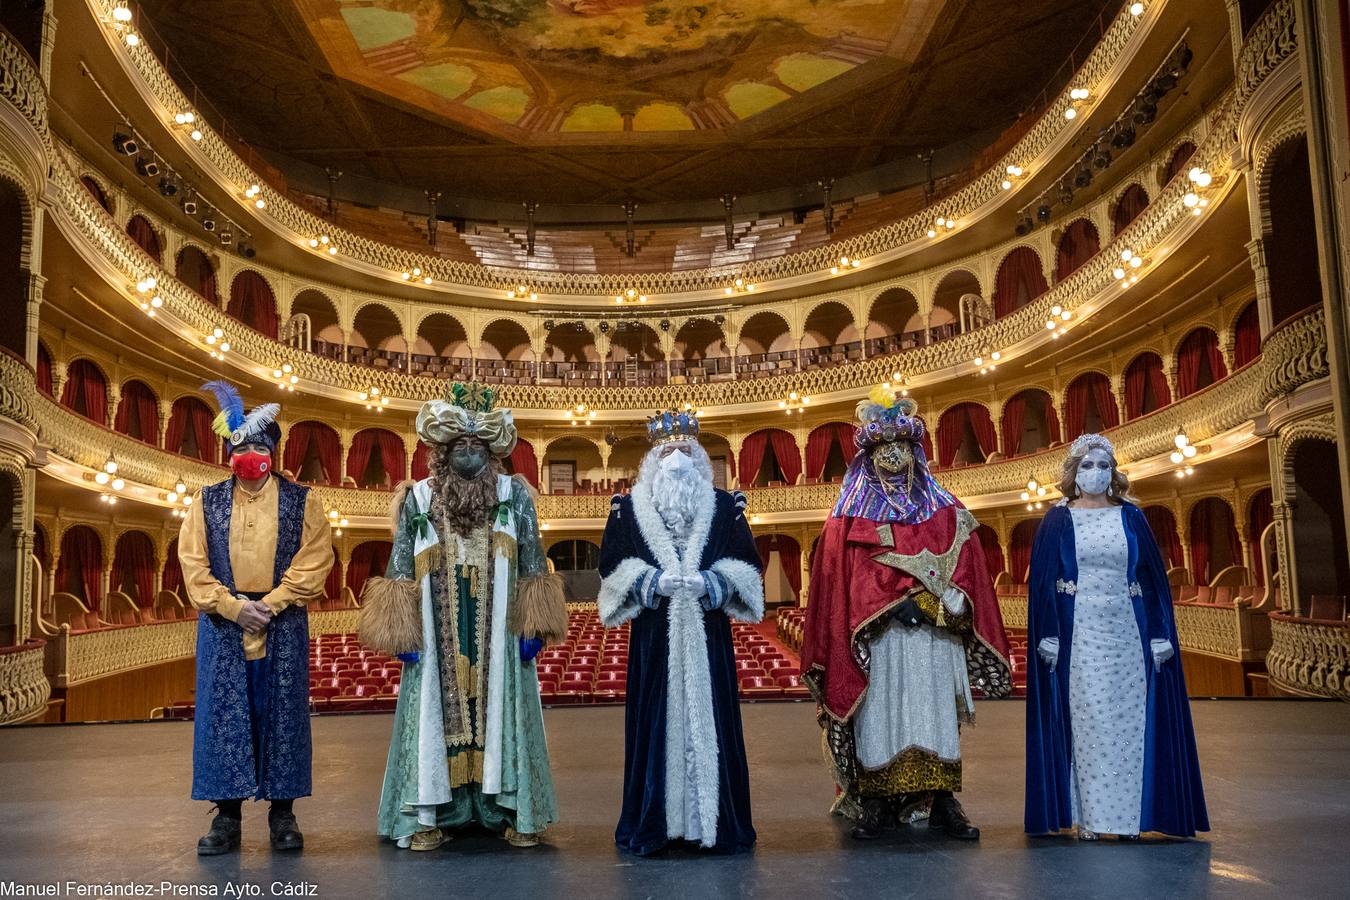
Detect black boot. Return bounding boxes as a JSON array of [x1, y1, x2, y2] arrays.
[[850, 798, 894, 841], [928, 791, 979, 840], [268, 803, 304, 852], [197, 808, 242, 856]]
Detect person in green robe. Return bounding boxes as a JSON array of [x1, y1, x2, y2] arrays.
[[358, 382, 567, 851]]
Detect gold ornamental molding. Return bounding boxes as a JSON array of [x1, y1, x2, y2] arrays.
[[82, 0, 1164, 299], [1266, 612, 1350, 700], [0, 640, 50, 724]]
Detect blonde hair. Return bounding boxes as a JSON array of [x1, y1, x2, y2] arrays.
[[1058, 446, 1134, 503]]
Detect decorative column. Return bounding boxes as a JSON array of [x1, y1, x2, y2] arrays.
[[724, 323, 740, 378], [1162, 353, 1179, 403], [596, 332, 611, 386], [157, 399, 172, 449], [105, 382, 120, 430], [1245, 235, 1276, 337], [24, 273, 45, 368], [1218, 328, 1236, 374], [990, 399, 1005, 456], [728, 433, 746, 489], [599, 442, 612, 489], [1109, 373, 1127, 425], [793, 426, 808, 485], [50, 360, 67, 401]]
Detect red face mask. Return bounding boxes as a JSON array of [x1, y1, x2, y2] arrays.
[[231, 450, 271, 481]]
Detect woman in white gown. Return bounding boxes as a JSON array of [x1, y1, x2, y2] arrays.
[[1024, 434, 1208, 840]]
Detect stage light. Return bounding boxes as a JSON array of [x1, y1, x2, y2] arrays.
[[1132, 102, 1157, 126], [219, 230, 233, 245], [158, 177, 178, 197], [1036, 205, 1052, 222], [1073, 167, 1093, 188], [1112, 126, 1136, 149], [239, 242, 256, 259], [182, 196, 197, 215], [134, 156, 159, 177], [1093, 147, 1111, 170], [202, 217, 216, 232], [112, 130, 138, 155]]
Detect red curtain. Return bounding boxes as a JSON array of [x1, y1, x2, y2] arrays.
[[779, 536, 802, 599], [1143, 506, 1183, 569], [738, 430, 770, 486], [1247, 488, 1273, 584], [347, 541, 392, 594], [509, 439, 539, 488], [346, 429, 407, 487], [227, 271, 279, 339], [1234, 303, 1261, 368], [1064, 372, 1116, 437], [325, 548, 342, 600], [114, 380, 160, 445], [805, 422, 854, 479], [112, 531, 156, 606], [937, 403, 996, 466], [1010, 520, 1038, 583], [1165, 142, 1196, 183], [81, 176, 111, 212], [1125, 352, 1170, 419], [376, 430, 407, 485], [346, 430, 377, 486], [285, 421, 340, 485], [1177, 329, 1225, 397], [976, 525, 1005, 582], [58, 526, 103, 611], [1112, 184, 1150, 236], [126, 215, 162, 264], [166, 396, 219, 463], [1055, 218, 1100, 281], [1091, 373, 1120, 429], [36, 342, 52, 394], [1001, 393, 1029, 457], [1189, 499, 1240, 585], [767, 429, 802, 485], [412, 442, 431, 481], [162, 538, 183, 597], [993, 247, 1048, 318], [60, 359, 108, 425], [754, 535, 773, 572], [177, 247, 219, 305]]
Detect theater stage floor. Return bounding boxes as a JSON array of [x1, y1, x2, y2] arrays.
[[2, 700, 1348, 899]]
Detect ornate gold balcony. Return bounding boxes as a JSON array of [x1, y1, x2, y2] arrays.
[[1266, 611, 1350, 699]]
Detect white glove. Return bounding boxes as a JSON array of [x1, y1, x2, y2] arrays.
[[1150, 638, 1175, 671], [657, 571, 684, 596], [940, 586, 966, 615], [1037, 637, 1060, 671], [684, 574, 708, 598]]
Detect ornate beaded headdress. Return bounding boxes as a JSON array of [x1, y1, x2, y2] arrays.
[[646, 408, 701, 446], [1069, 433, 1115, 457], [854, 385, 926, 449], [416, 381, 517, 457]]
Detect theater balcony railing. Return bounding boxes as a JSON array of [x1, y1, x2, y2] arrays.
[[1266, 612, 1350, 700], [0, 639, 50, 725], [0, 26, 49, 172]]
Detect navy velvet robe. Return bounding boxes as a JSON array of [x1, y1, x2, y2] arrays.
[[1024, 502, 1208, 836]]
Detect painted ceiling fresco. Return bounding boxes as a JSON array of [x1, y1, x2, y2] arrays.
[[296, 0, 935, 135]]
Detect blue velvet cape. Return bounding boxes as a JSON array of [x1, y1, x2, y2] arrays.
[[1023, 501, 1208, 836], [191, 475, 313, 802], [598, 490, 759, 855]]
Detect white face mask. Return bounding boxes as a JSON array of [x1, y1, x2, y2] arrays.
[[1075, 450, 1114, 496], [660, 447, 692, 473]]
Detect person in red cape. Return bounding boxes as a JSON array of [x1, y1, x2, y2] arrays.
[[802, 388, 1011, 841]]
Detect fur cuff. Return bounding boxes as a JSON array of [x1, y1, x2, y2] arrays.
[[711, 558, 764, 623], [599, 557, 656, 627], [357, 577, 422, 655], [509, 573, 568, 644]]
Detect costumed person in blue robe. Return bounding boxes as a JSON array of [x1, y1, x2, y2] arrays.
[[179, 381, 334, 855], [359, 382, 567, 851], [802, 389, 1011, 841], [1024, 433, 1208, 840], [597, 408, 763, 856]]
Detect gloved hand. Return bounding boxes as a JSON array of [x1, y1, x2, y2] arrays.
[[397, 651, 420, 664], [520, 636, 544, 663], [940, 586, 967, 616], [1150, 638, 1174, 671], [687, 573, 710, 599], [1037, 637, 1060, 671], [657, 571, 684, 596]]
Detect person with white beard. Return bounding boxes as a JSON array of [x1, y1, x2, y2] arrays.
[[597, 409, 763, 856]]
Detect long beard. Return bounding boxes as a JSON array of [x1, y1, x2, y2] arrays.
[[651, 466, 708, 535], [430, 452, 503, 538]]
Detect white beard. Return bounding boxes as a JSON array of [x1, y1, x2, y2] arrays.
[[637, 442, 715, 543]]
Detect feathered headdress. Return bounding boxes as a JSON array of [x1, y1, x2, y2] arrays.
[[202, 380, 282, 453]]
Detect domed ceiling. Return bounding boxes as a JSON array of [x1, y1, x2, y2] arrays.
[[136, 0, 1117, 207]]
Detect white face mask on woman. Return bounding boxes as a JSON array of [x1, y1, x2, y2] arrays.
[[1075, 449, 1114, 496]]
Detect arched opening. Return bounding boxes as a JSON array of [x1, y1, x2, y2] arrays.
[[604, 435, 651, 494], [476, 320, 534, 383], [175, 245, 219, 305], [80, 176, 112, 213], [1290, 440, 1349, 614], [607, 321, 666, 386], [114, 379, 160, 445], [805, 422, 855, 482], [1001, 389, 1060, 457], [1188, 497, 1241, 586], [111, 531, 156, 606], [1264, 138, 1323, 328], [412, 313, 471, 379], [540, 321, 597, 386], [671, 318, 731, 383], [347, 541, 392, 595], [1055, 218, 1099, 282], [165, 396, 220, 463], [754, 534, 802, 604], [936, 403, 996, 467], [1063, 372, 1119, 437], [1124, 352, 1171, 419], [738, 428, 802, 487], [57, 525, 104, 612], [0, 178, 28, 359], [1142, 505, 1184, 569], [1111, 184, 1150, 236], [504, 437, 540, 488], [548, 540, 601, 571], [36, 341, 52, 394], [993, 247, 1048, 318], [349, 304, 407, 372], [1009, 519, 1039, 583], [282, 421, 341, 485], [1233, 302, 1261, 369], [931, 270, 981, 341], [735, 311, 794, 378], [975, 525, 1005, 582], [1247, 488, 1274, 585], [1176, 327, 1226, 398], [865, 288, 923, 356], [1162, 141, 1196, 184], [227, 271, 279, 338], [543, 436, 604, 494], [126, 214, 162, 264], [291, 289, 342, 360], [347, 428, 406, 489], [60, 359, 109, 425], [800, 302, 860, 370]]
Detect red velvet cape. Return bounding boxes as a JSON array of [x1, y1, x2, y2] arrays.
[[802, 504, 1011, 722]]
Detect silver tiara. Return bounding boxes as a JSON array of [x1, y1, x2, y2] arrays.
[[1069, 433, 1115, 457]]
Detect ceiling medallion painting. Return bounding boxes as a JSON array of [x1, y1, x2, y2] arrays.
[[297, 0, 933, 137]]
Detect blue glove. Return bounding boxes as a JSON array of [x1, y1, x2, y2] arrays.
[[397, 651, 420, 664], [520, 637, 544, 663]]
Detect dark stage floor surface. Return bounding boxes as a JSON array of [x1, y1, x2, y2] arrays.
[[2, 700, 1349, 899]]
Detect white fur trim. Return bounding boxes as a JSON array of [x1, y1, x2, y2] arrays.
[[598, 557, 655, 627], [711, 558, 764, 624]]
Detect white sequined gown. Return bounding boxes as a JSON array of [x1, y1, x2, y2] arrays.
[[1068, 505, 1146, 835]]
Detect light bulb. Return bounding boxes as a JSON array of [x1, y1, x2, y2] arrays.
[[1130, 2, 1144, 15], [1064, 107, 1076, 120], [95, 472, 110, 485], [1121, 249, 1134, 261], [176, 480, 187, 493], [1174, 433, 1188, 448], [1183, 192, 1199, 208], [1183, 444, 1197, 458], [111, 478, 125, 491]]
